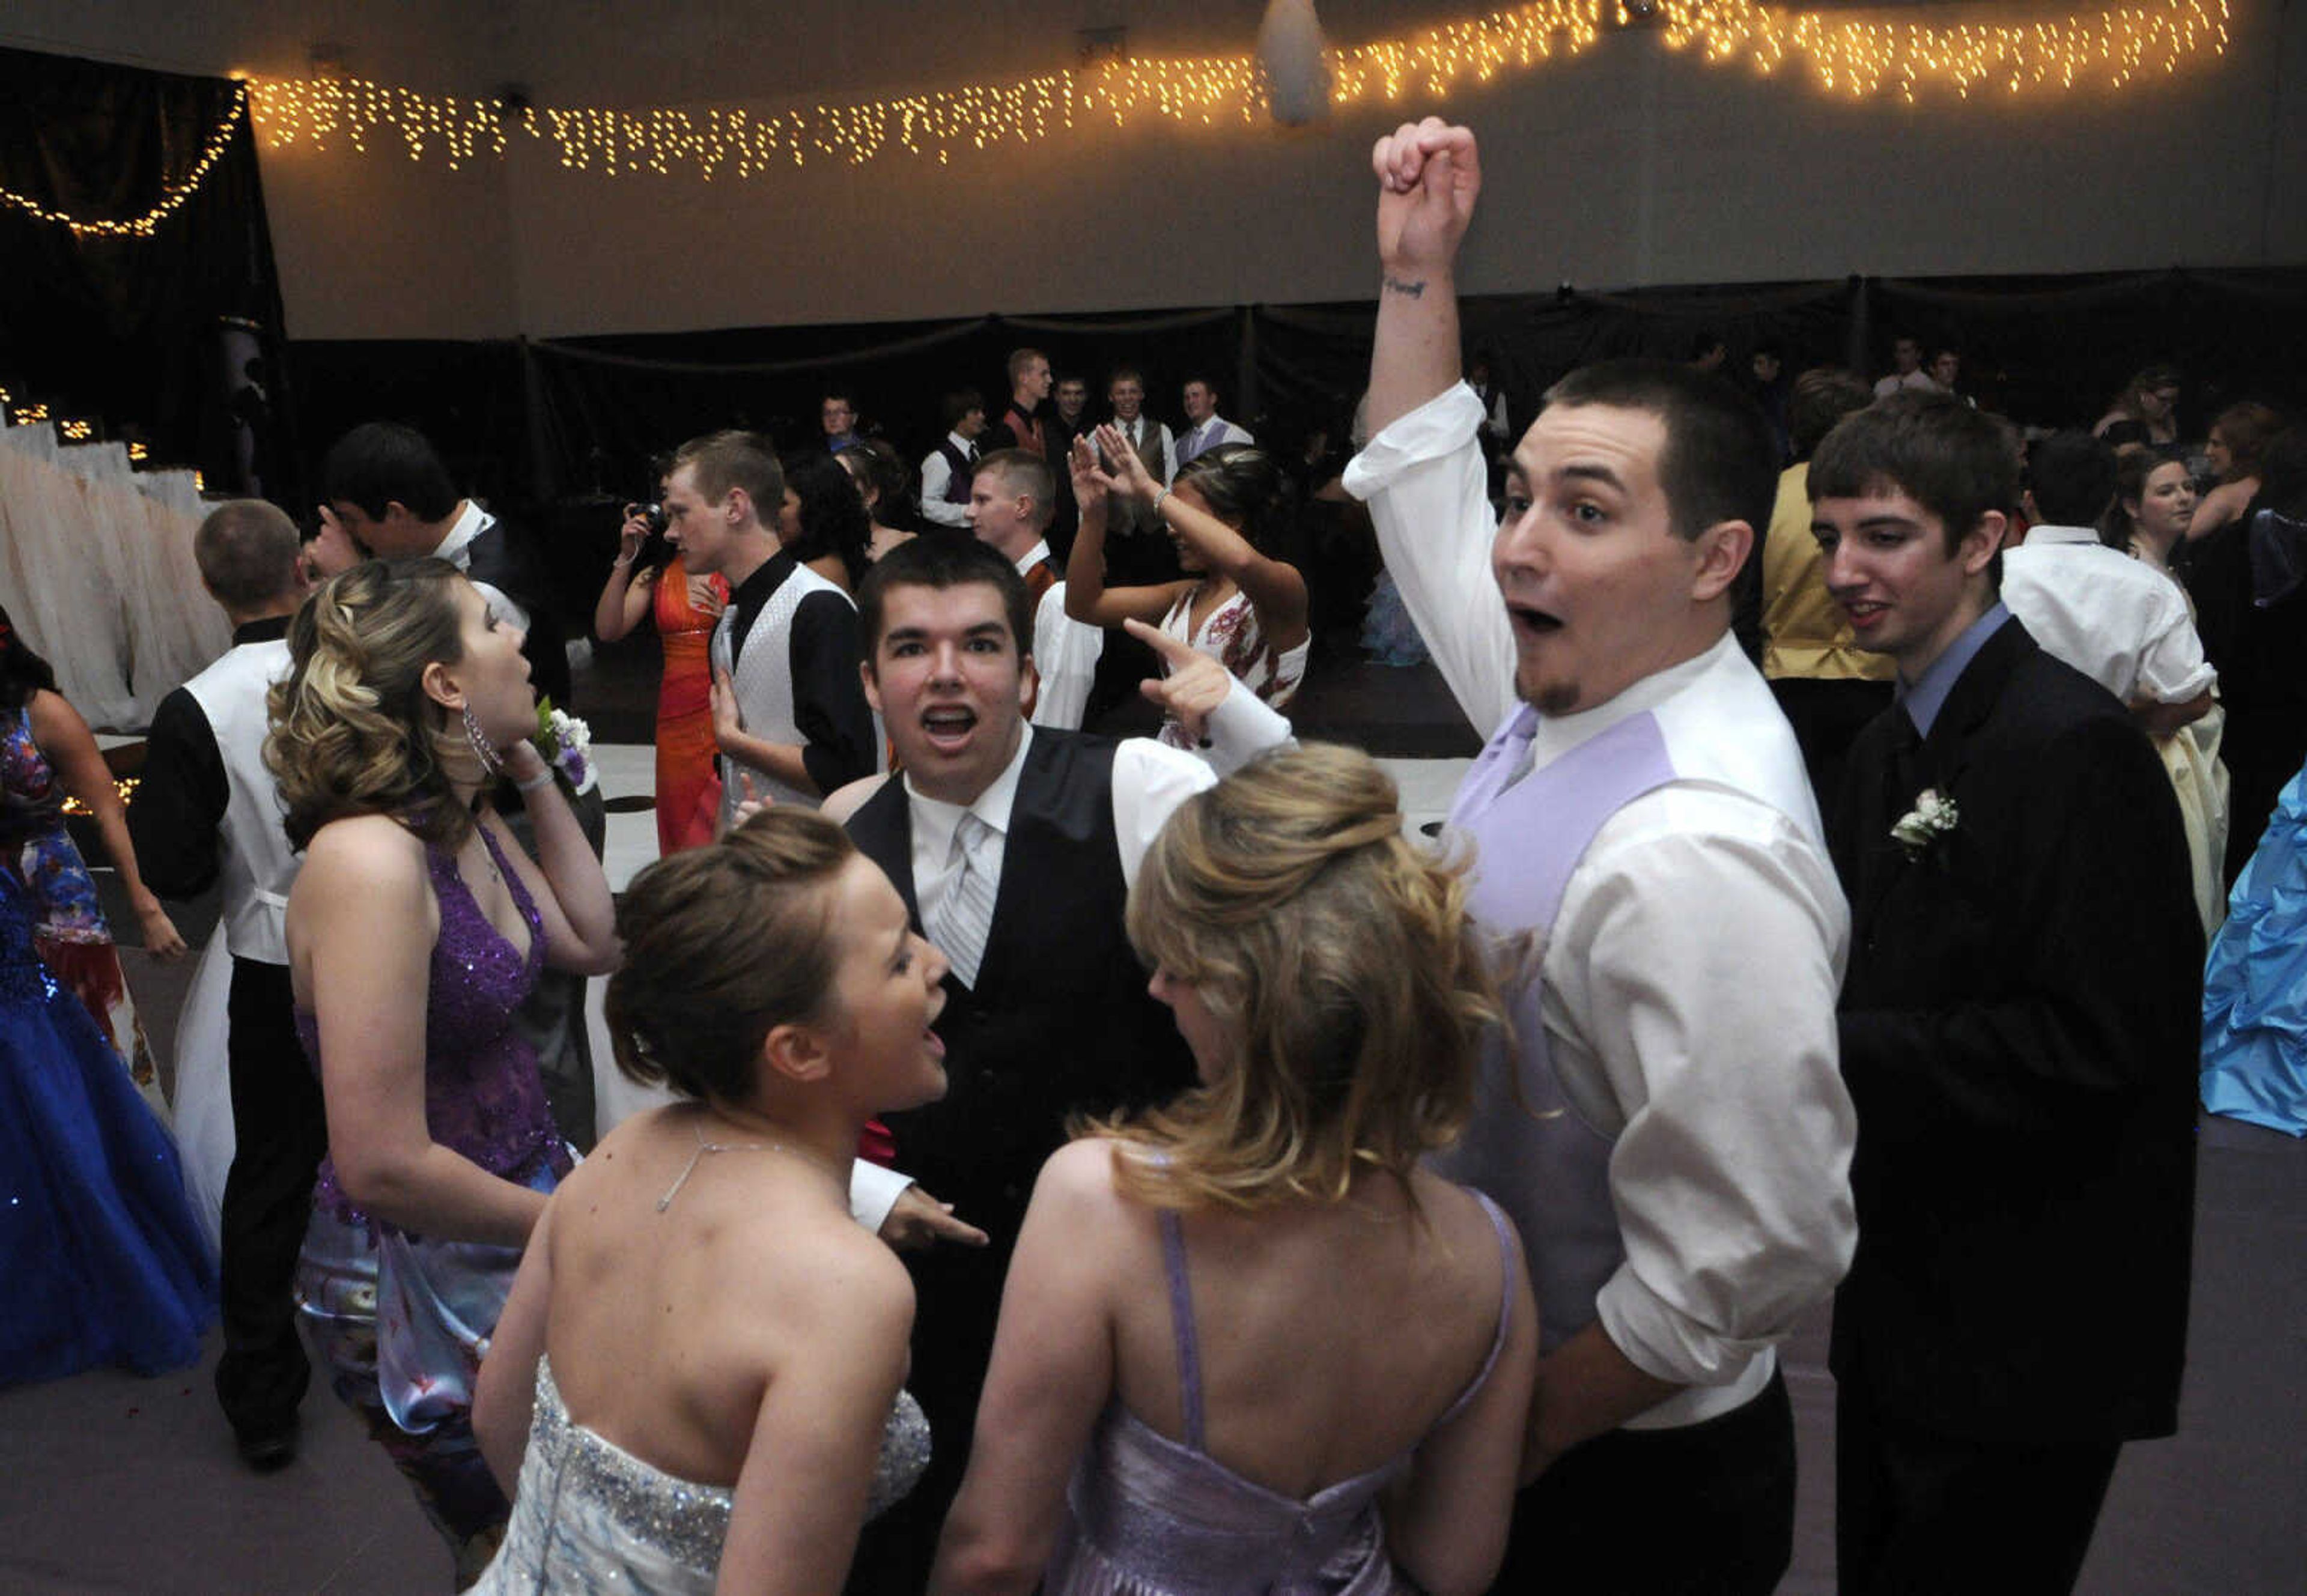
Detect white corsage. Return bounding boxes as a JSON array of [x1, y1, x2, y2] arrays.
[[530, 700, 598, 796], [1889, 787, 1959, 861]]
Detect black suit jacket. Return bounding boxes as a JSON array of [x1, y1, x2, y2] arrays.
[[463, 515, 573, 712], [1829, 616, 2201, 1445]]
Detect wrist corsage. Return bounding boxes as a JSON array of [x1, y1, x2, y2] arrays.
[[530, 700, 598, 797], [1889, 786, 1959, 861]]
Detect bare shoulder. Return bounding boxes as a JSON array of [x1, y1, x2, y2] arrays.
[[1034, 1135, 1134, 1215], [819, 771, 890, 826], [776, 1208, 916, 1342], [1408, 1169, 1521, 1279], [297, 816, 431, 910], [25, 688, 85, 742]]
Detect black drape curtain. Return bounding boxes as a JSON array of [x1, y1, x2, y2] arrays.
[[0, 46, 288, 494], [281, 265, 2307, 614]]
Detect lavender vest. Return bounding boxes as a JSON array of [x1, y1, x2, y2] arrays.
[[1431, 703, 1679, 1353]]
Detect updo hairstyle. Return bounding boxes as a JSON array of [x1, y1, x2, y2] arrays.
[[266, 558, 479, 851], [838, 438, 917, 529], [1174, 442, 1297, 554], [786, 449, 874, 589], [604, 809, 856, 1105], [1104, 742, 1501, 1212]]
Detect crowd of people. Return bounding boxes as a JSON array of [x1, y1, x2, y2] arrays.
[[5, 115, 2306, 1596]]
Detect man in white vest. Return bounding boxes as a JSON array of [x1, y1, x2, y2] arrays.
[[663, 429, 878, 822], [130, 500, 321, 1472], [1345, 120, 1856, 1593]]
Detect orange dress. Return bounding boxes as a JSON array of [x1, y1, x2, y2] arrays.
[[651, 559, 729, 855]]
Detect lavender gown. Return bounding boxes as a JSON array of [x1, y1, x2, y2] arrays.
[[1045, 1193, 1518, 1596], [294, 824, 574, 1563]]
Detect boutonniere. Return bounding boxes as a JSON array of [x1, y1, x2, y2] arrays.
[[530, 699, 598, 796], [1889, 787, 1959, 861]]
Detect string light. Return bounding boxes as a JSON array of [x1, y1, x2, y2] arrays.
[[0, 86, 249, 237], [63, 778, 138, 816], [2, 1, 2240, 237], [1655, 0, 2228, 99], [58, 419, 93, 440], [241, 0, 2229, 178]]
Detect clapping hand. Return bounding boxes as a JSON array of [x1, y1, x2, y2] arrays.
[[1068, 435, 1113, 511], [1090, 423, 1161, 505], [1128, 617, 1233, 745], [1373, 118, 1482, 277]]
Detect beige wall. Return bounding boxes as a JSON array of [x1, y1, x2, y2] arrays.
[[9, 1, 2302, 341]]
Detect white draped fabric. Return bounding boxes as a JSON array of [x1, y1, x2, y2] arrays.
[[173, 934, 237, 1254], [0, 422, 229, 731]]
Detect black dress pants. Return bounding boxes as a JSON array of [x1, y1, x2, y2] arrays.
[[212, 957, 329, 1442], [1836, 1382, 2120, 1596], [1491, 1369, 1796, 1595]]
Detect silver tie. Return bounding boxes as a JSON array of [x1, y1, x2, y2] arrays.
[[931, 812, 999, 989]]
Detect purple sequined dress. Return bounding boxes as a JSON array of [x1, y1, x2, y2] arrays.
[[1044, 1194, 1518, 1596], [293, 825, 573, 1567]]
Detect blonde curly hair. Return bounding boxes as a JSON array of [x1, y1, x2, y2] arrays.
[[1094, 742, 1503, 1213], [267, 558, 485, 851]]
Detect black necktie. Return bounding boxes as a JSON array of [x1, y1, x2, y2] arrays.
[[1886, 709, 1925, 816]]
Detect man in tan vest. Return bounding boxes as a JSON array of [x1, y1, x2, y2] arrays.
[[1096, 365, 1183, 589]]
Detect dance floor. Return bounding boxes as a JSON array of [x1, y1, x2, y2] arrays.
[[5, 640, 2300, 1593]]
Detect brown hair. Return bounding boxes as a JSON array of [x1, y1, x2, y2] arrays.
[[971, 448, 1055, 529], [1096, 744, 1501, 1213], [670, 429, 785, 523], [2211, 402, 2284, 481], [195, 499, 304, 609], [604, 809, 854, 1104]]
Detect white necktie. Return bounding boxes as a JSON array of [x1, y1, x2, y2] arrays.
[[931, 812, 999, 989]]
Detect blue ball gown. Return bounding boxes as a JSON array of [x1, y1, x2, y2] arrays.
[[2201, 759, 2307, 1136], [0, 866, 216, 1385]]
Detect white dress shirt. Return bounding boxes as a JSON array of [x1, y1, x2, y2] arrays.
[[431, 500, 530, 633], [1871, 369, 1944, 399], [1346, 382, 1856, 1422], [1177, 414, 1253, 464], [847, 682, 1290, 1230], [1999, 523, 2215, 705], [1030, 583, 1102, 732], [908, 687, 1284, 923], [919, 431, 979, 530]]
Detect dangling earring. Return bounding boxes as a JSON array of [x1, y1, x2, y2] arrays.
[[461, 702, 505, 778]]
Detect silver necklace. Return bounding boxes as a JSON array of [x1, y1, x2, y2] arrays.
[[655, 1118, 809, 1212]]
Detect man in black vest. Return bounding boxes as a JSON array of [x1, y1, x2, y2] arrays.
[[919, 389, 987, 535], [825, 537, 1289, 1591], [1811, 392, 2201, 1594], [321, 421, 606, 1148]]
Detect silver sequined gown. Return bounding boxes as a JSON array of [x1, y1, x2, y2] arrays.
[[471, 1356, 929, 1593]]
